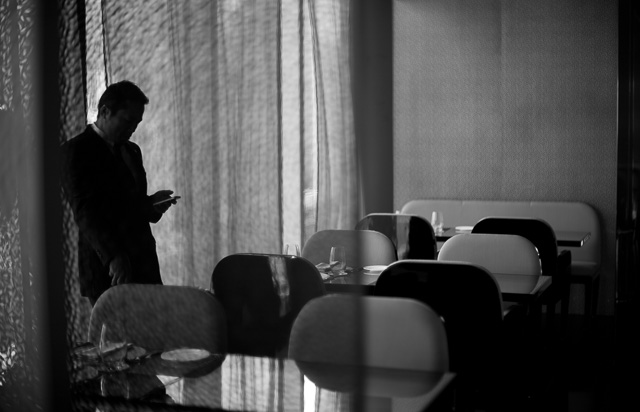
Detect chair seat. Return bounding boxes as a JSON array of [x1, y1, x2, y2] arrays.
[[502, 302, 528, 329], [502, 302, 523, 318]]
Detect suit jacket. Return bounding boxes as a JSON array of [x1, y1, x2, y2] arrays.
[[62, 126, 163, 303]]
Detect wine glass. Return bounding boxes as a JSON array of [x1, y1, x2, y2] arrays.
[[101, 373, 131, 398], [431, 211, 444, 235], [283, 243, 301, 256], [329, 246, 346, 275]]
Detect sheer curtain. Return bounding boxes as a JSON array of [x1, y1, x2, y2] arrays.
[[82, 0, 358, 288]]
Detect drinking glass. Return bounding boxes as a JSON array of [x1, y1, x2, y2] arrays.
[[283, 243, 301, 256], [329, 246, 347, 275], [431, 211, 444, 235], [99, 323, 128, 371]]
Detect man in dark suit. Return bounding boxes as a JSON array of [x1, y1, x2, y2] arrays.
[[62, 81, 177, 305]]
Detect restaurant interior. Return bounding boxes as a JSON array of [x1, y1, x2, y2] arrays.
[[1, 0, 639, 411]]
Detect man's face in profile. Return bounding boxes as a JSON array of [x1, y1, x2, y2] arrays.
[[103, 100, 145, 143]]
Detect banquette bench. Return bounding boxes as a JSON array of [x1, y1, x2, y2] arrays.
[[400, 200, 601, 316]]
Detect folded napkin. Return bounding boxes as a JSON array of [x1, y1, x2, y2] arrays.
[[316, 262, 331, 272], [315, 263, 354, 273]]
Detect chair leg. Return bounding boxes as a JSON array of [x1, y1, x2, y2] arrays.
[[591, 275, 600, 317], [584, 281, 592, 319], [545, 302, 556, 330], [528, 303, 543, 336], [580, 274, 600, 330], [561, 292, 570, 317], [561, 283, 570, 329]]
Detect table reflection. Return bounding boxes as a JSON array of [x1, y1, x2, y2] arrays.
[[72, 349, 455, 412]]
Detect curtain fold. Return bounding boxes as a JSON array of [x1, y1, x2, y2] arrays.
[[306, 0, 357, 233], [79, 0, 357, 289]]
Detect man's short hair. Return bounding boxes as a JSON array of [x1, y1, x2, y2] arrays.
[[98, 80, 149, 114]]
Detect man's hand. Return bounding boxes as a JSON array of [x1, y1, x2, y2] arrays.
[[150, 189, 177, 214], [109, 254, 132, 286]]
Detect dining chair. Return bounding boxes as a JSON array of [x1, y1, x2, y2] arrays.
[[288, 294, 448, 371], [301, 229, 397, 268], [88, 284, 227, 354], [437, 233, 542, 293], [374, 260, 504, 371], [210, 253, 325, 357], [373, 260, 513, 411], [472, 217, 571, 324], [355, 213, 437, 260]]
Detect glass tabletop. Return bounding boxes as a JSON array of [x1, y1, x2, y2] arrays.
[[71, 350, 456, 412]]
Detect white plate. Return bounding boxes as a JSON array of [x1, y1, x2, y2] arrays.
[[455, 226, 474, 232], [363, 265, 387, 273], [160, 348, 210, 362]]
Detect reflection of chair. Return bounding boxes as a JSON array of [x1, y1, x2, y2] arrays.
[[473, 217, 571, 322], [88, 284, 227, 354], [355, 213, 437, 260], [301, 229, 397, 268], [210, 253, 325, 357], [288, 294, 448, 371], [291, 292, 454, 412], [438, 233, 542, 295], [374, 260, 507, 410]]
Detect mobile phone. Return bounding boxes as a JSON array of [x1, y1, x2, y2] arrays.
[[153, 195, 181, 206]]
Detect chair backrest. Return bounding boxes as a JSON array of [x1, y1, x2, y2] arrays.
[[355, 213, 437, 260], [438, 233, 541, 277], [301, 229, 397, 268], [472, 216, 559, 277], [374, 260, 503, 373], [289, 294, 448, 371], [88, 284, 227, 354], [210, 253, 325, 357]]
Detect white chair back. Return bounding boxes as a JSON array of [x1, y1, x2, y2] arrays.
[[438, 233, 542, 294], [301, 229, 397, 268]]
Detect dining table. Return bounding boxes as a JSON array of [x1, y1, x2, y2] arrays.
[[70, 343, 456, 412], [434, 227, 591, 247], [321, 266, 552, 305]]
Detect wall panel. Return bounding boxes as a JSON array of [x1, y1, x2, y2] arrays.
[[393, 0, 618, 314]]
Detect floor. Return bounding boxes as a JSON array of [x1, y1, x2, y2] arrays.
[[492, 312, 637, 412], [530, 315, 615, 412]]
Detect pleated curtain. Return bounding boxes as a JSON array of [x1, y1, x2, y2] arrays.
[[83, 0, 358, 288]]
